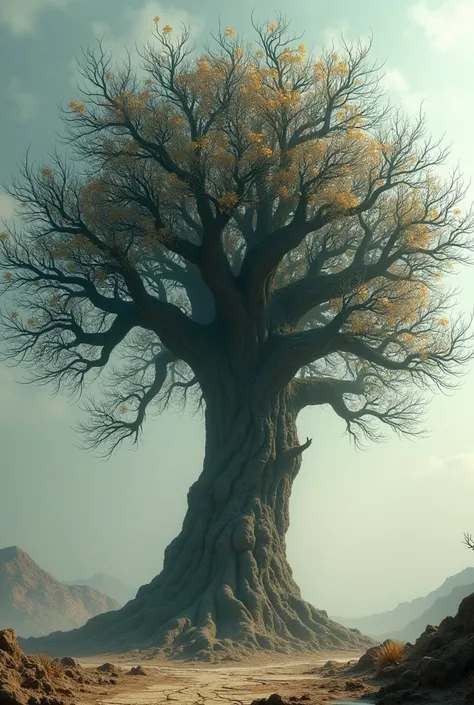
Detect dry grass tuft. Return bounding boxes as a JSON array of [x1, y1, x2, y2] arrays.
[[34, 653, 64, 679], [373, 640, 406, 674]]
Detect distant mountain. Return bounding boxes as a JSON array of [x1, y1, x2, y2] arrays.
[[334, 567, 474, 638], [63, 573, 136, 606], [377, 582, 474, 643], [0, 546, 121, 637]]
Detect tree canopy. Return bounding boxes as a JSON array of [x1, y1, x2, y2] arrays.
[[1, 16, 472, 453]]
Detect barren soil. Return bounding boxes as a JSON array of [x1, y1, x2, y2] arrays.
[[74, 652, 377, 705]]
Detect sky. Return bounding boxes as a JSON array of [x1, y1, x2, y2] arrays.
[[2, 0, 474, 620]]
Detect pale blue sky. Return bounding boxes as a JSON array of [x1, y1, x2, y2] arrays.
[[1, 0, 474, 619]]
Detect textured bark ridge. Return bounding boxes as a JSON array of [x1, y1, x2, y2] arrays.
[[21, 391, 373, 660]]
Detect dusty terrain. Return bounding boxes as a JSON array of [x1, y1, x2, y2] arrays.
[[75, 653, 377, 705]]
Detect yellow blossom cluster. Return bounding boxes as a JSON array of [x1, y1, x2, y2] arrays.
[[67, 101, 86, 115], [217, 192, 239, 214], [321, 183, 359, 210], [405, 223, 432, 250]]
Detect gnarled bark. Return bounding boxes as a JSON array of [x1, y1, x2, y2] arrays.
[[21, 386, 372, 660]]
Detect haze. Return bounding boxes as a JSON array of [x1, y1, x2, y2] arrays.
[[1, 0, 474, 621]]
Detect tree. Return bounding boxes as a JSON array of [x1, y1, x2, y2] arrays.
[[2, 17, 473, 660]]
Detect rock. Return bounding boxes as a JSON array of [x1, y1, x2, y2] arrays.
[[378, 666, 398, 679], [322, 660, 339, 670], [378, 690, 418, 705], [267, 696, 285, 705], [345, 679, 363, 691], [58, 688, 74, 696], [397, 669, 420, 687], [97, 662, 119, 676], [0, 630, 22, 658], [0, 680, 28, 705], [355, 640, 392, 671], [0, 630, 23, 669], [419, 657, 450, 686], [128, 665, 146, 676], [54, 657, 78, 670], [251, 695, 286, 705], [455, 592, 474, 634], [440, 633, 474, 675], [21, 678, 41, 690]]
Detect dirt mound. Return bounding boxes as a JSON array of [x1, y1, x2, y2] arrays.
[[0, 628, 127, 705], [353, 591, 474, 703], [0, 546, 121, 637]]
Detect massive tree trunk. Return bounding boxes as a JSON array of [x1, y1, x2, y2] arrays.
[[20, 384, 372, 660]]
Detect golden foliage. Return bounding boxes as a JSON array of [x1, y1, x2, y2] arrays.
[[67, 101, 86, 115], [218, 192, 239, 214]]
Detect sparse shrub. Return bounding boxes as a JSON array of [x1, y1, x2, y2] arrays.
[[34, 653, 63, 679], [372, 640, 406, 675]]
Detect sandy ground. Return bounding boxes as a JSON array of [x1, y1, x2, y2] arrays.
[[73, 652, 377, 705]]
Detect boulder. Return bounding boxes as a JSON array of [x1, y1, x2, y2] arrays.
[[455, 592, 474, 634], [345, 679, 363, 691], [128, 665, 146, 676], [356, 641, 391, 671], [0, 630, 23, 668], [97, 662, 120, 676], [419, 657, 450, 687], [54, 658, 79, 670]]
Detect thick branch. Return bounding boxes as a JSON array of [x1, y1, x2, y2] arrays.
[[292, 376, 366, 412]]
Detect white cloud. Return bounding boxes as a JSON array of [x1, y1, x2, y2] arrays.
[[8, 78, 38, 121], [381, 67, 424, 115], [70, 2, 204, 86], [410, 0, 474, 51], [0, 193, 15, 221], [383, 68, 409, 93], [0, 0, 75, 36]]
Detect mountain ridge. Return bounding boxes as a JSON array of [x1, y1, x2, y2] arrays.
[[0, 546, 121, 637], [63, 573, 137, 606], [333, 566, 474, 637]]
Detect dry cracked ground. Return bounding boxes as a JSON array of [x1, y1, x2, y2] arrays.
[[80, 653, 376, 705]]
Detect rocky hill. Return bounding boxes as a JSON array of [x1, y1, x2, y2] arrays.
[[63, 573, 136, 606], [377, 582, 474, 643], [0, 546, 121, 637], [334, 566, 474, 637]]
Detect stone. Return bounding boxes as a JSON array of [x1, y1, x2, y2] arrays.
[[345, 679, 363, 691], [128, 665, 146, 676], [97, 662, 119, 676], [322, 660, 339, 670], [397, 669, 420, 687], [419, 657, 450, 686], [55, 657, 78, 670], [378, 666, 398, 679], [455, 592, 474, 634], [251, 695, 286, 705], [355, 640, 393, 671]]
